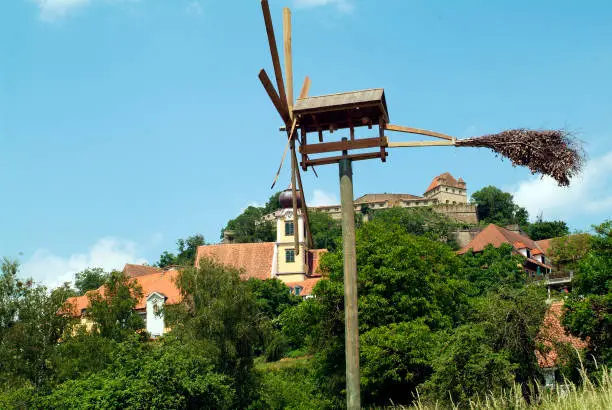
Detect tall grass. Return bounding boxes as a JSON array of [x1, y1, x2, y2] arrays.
[[384, 367, 611, 410]]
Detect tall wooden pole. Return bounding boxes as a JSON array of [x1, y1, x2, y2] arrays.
[[339, 137, 360, 410]]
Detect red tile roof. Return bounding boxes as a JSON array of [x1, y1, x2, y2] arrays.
[[123, 264, 164, 278], [307, 249, 327, 276], [535, 238, 554, 255], [425, 172, 465, 193], [536, 301, 588, 368], [286, 276, 323, 296], [531, 248, 543, 256], [195, 243, 275, 280], [457, 224, 542, 255], [64, 267, 181, 317]]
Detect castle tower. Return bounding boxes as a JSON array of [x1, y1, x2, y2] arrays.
[[423, 172, 468, 205], [273, 186, 309, 283]]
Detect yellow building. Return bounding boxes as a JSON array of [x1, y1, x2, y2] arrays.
[[196, 187, 326, 297]]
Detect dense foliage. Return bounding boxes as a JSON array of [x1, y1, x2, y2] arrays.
[[563, 220, 612, 367], [157, 234, 205, 267], [471, 185, 529, 226], [74, 267, 109, 295], [1, 216, 606, 409], [526, 220, 570, 241]]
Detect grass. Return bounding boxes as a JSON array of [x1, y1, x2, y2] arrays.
[[383, 367, 611, 410]]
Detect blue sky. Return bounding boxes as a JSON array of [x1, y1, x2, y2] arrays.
[[1, 0, 611, 287]]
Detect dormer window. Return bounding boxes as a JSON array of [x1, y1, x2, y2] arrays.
[[294, 286, 302, 296], [285, 221, 295, 236]]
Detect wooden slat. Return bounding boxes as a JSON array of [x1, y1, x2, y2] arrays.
[[298, 76, 311, 99], [300, 136, 388, 155], [259, 69, 290, 125], [283, 8, 293, 117], [305, 151, 386, 167], [385, 124, 454, 141], [261, 0, 288, 113], [387, 140, 456, 148]]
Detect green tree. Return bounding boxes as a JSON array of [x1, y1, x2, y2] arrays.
[[308, 210, 343, 251], [369, 207, 460, 245], [424, 324, 517, 404], [0, 259, 75, 389], [86, 271, 145, 342], [563, 220, 612, 366], [471, 186, 529, 226], [245, 278, 299, 319], [170, 258, 262, 407], [157, 234, 205, 267], [547, 233, 592, 273], [460, 243, 526, 294], [527, 220, 570, 240], [310, 221, 472, 404], [74, 267, 108, 295], [221, 207, 276, 244]]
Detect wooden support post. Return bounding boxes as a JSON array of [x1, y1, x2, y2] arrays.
[[339, 137, 360, 410], [291, 140, 300, 256], [379, 117, 387, 162], [300, 127, 307, 170]]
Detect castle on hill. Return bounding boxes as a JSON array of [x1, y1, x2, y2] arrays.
[[310, 172, 478, 224]]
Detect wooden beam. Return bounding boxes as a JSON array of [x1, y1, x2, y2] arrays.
[[384, 124, 454, 141], [283, 8, 293, 117], [387, 140, 456, 148], [261, 0, 288, 113], [300, 136, 388, 155], [298, 76, 311, 99], [259, 69, 290, 125], [304, 151, 386, 167]]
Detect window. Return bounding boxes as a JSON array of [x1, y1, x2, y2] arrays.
[[294, 286, 302, 296], [285, 249, 295, 263], [285, 221, 295, 236]]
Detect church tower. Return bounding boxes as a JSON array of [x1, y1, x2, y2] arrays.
[[273, 186, 309, 283]]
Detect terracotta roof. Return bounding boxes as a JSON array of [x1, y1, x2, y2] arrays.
[[531, 248, 543, 256], [123, 264, 164, 278], [64, 268, 181, 317], [514, 241, 527, 249], [425, 172, 465, 193], [286, 277, 323, 296], [457, 224, 542, 255], [536, 301, 588, 368], [195, 243, 275, 280], [307, 249, 327, 275], [535, 238, 554, 255]]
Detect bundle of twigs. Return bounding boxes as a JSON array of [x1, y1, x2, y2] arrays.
[[456, 129, 584, 186]]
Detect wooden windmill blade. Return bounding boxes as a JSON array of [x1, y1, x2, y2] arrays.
[[261, 0, 288, 115]]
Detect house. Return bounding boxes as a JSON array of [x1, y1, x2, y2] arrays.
[[457, 223, 552, 276], [196, 186, 326, 297], [64, 264, 181, 338], [535, 301, 588, 387]]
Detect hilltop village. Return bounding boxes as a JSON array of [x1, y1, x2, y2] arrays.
[[3, 171, 609, 408]]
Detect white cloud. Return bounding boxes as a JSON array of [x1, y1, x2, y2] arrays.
[[186, 1, 202, 15], [35, 0, 90, 21], [20, 237, 147, 289], [33, 0, 142, 22], [309, 189, 338, 206], [293, 0, 354, 13], [512, 150, 612, 222]]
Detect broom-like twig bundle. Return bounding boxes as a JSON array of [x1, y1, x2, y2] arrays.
[[456, 129, 585, 186]]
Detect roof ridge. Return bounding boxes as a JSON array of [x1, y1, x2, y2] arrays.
[[296, 88, 383, 100]]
